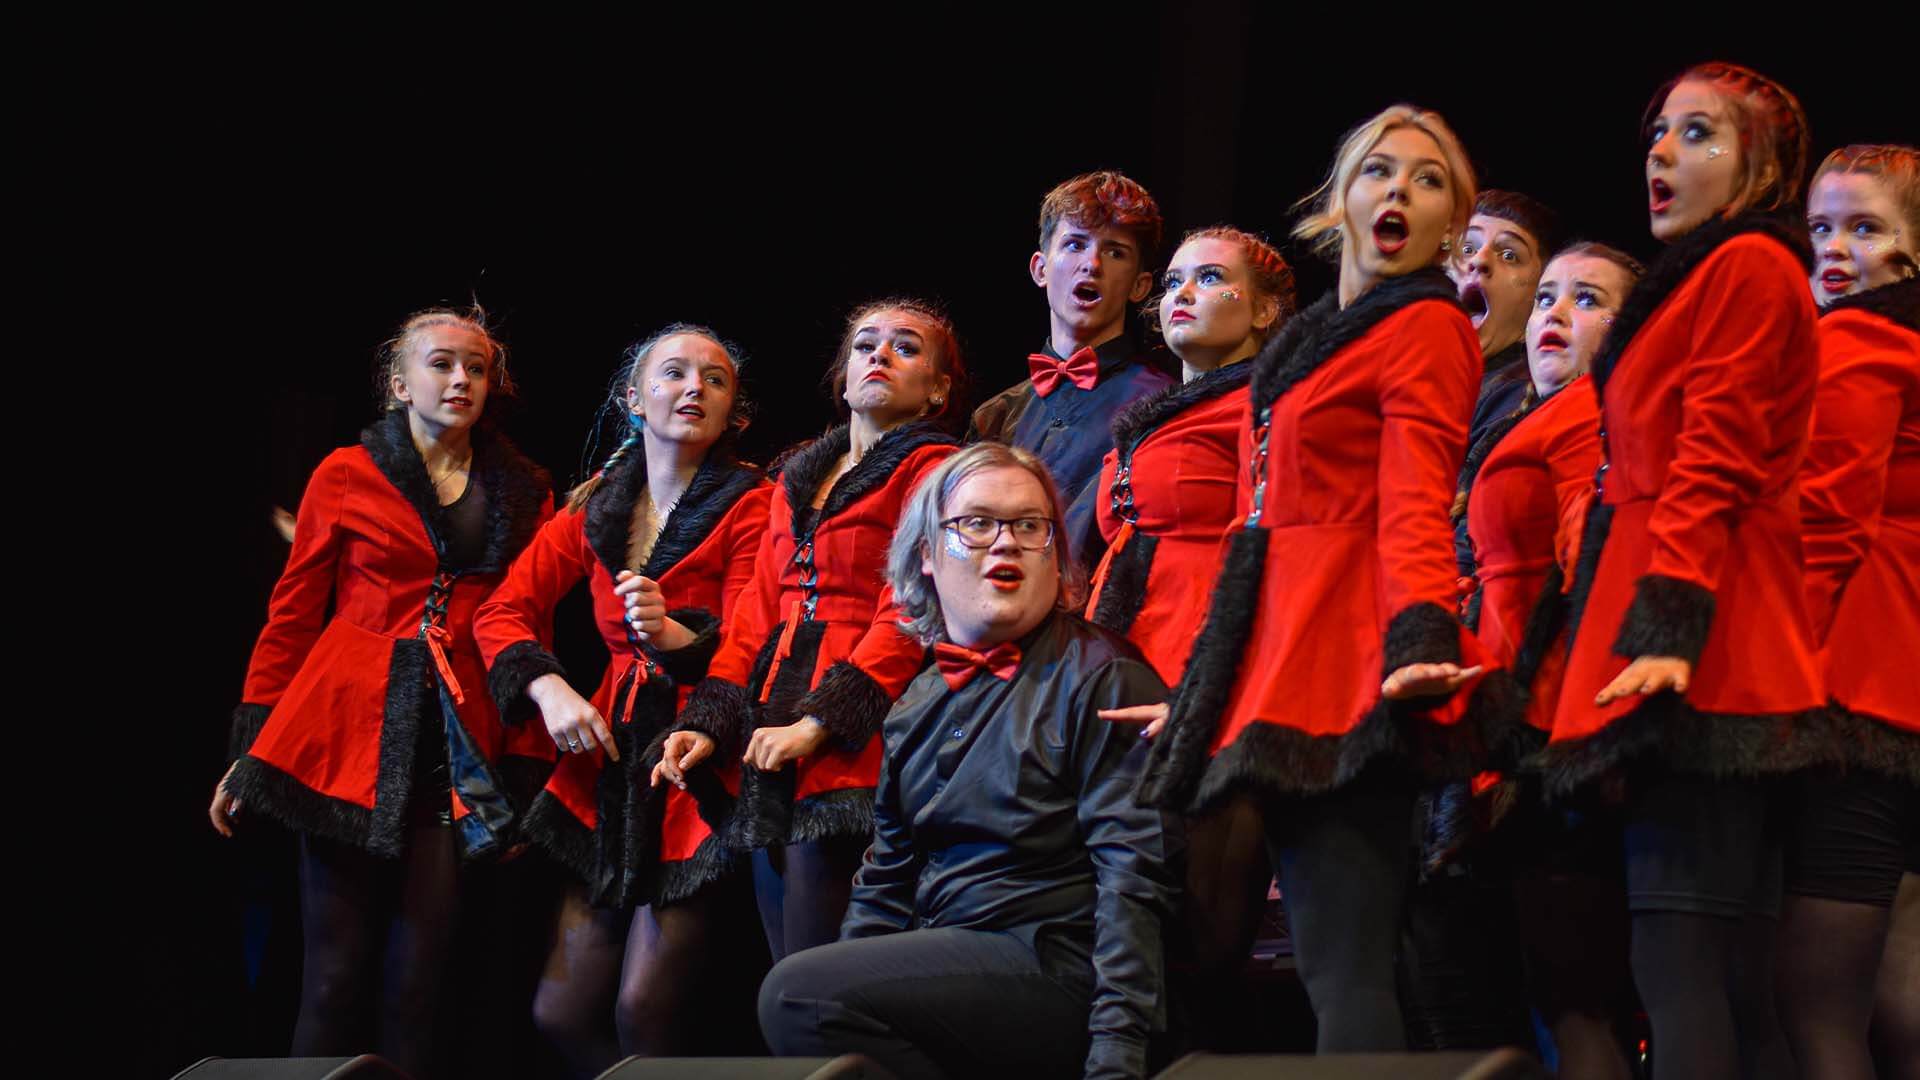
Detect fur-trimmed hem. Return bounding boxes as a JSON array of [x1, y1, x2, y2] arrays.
[[229, 703, 271, 763], [224, 756, 377, 853], [487, 640, 567, 725], [520, 789, 596, 884], [1089, 531, 1158, 636], [1527, 696, 1829, 797], [648, 607, 720, 686], [789, 787, 877, 844], [652, 834, 745, 908], [794, 661, 893, 751], [679, 678, 753, 750], [1814, 705, 1920, 784], [1136, 528, 1268, 809], [1612, 574, 1715, 665], [1383, 602, 1464, 675]]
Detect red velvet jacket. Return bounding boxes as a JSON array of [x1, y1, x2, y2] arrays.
[[1088, 364, 1249, 686], [474, 449, 769, 907], [1138, 270, 1502, 813], [228, 413, 553, 859], [1800, 278, 1920, 777], [678, 422, 957, 848], [1465, 377, 1602, 731], [1543, 216, 1823, 793]]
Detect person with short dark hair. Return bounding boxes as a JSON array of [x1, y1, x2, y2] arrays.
[[758, 442, 1180, 1080], [969, 171, 1177, 568]]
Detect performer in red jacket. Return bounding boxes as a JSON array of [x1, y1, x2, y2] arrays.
[[1540, 63, 1819, 1079], [210, 307, 553, 1075], [471, 325, 770, 1073], [1117, 105, 1499, 1052], [674, 299, 963, 960], [1456, 243, 1642, 1077], [1084, 224, 1292, 1046], [1779, 143, 1920, 1079]]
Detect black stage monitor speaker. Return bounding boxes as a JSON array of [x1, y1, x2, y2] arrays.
[[1155, 1048, 1547, 1079], [595, 1055, 895, 1079], [172, 1056, 412, 1080]]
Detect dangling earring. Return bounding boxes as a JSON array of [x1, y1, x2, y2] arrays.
[[1439, 237, 1452, 254]]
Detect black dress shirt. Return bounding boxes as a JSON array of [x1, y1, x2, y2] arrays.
[[841, 612, 1182, 1078]]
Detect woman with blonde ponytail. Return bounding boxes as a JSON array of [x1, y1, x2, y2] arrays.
[[474, 325, 771, 1074]]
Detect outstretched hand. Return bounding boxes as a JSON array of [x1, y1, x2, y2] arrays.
[[1098, 703, 1170, 739], [1594, 656, 1690, 707]]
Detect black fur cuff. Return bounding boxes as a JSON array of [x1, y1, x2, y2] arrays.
[[1382, 602, 1464, 676], [229, 703, 271, 762], [794, 661, 893, 751], [487, 640, 568, 726], [1613, 574, 1716, 666], [646, 607, 721, 685], [678, 677, 753, 750]]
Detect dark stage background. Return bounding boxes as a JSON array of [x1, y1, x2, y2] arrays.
[[132, 16, 1908, 1077]]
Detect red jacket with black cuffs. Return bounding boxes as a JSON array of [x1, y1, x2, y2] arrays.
[[677, 421, 957, 849], [1139, 269, 1511, 814], [474, 449, 770, 908], [228, 412, 553, 860], [1543, 215, 1825, 794], [1464, 376, 1602, 732], [1800, 277, 1920, 778], [1087, 363, 1250, 687]]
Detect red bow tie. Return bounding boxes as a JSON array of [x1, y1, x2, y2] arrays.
[[1027, 346, 1100, 397], [933, 641, 1023, 691]]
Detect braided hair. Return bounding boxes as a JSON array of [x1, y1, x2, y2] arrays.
[[1146, 225, 1298, 342]]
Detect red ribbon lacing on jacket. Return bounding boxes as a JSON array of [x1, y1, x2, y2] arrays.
[[420, 572, 465, 705], [759, 599, 806, 705]]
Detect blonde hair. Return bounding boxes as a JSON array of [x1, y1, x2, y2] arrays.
[[376, 305, 511, 412], [887, 442, 1084, 645], [1291, 105, 1478, 259]]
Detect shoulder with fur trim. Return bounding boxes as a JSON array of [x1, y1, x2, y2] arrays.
[[781, 421, 956, 531], [1109, 361, 1253, 456], [1823, 277, 1920, 333], [1250, 269, 1460, 412], [356, 412, 551, 572]]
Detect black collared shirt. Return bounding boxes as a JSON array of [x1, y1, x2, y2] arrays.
[[841, 612, 1181, 1079], [968, 336, 1176, 567]]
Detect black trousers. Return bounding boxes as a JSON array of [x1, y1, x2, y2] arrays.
[[757, 926, 1092, 1079]]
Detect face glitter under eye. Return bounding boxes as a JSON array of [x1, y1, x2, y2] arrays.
[[943, 528, 972, 561]]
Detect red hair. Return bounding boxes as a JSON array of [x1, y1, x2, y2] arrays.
[[1037, 171, 1164, 264], [1644, 62, 1810, 217]]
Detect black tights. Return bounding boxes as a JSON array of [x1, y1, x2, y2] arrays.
[[529, 885, 727, 1079], [291, 824, 459, 1079], [1873, 872, 1920, 1080], [1630, 911, 1790, 1080], [1178, 796, 1272, 1051], [1181, 783, 1416, 1053], [1777, 894, 1890, 1080], [751, 837, 865, 961]]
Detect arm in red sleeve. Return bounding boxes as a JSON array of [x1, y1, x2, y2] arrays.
[[1619, 241, 1816, 663], [1800, 323, 1910, 639], [475, 504, 589, 724], [240, 451, 350, 708]]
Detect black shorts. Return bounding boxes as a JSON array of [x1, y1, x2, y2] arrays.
[[1784, 765, 1920, 907], [1623, 772, 1781, 918]]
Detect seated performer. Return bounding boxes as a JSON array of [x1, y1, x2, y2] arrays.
[[757, 442, 1182, 1080], [968, 171, 1175, 567]]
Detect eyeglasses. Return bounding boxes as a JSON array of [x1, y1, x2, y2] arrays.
[[940, 515, 1056, 551]]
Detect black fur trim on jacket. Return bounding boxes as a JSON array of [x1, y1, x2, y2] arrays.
[[519, 789, 597, 885], [496, 755, 554, 817], [1528, 696, 1829, 797], [1089, 532, 1159, 636], [1824, 706, 1920, 783], [778, 420, 958, 540], [583, 446, 764, 581], [646, 607, 721, 687], [652, 833, 744, 907], [1109, 360, 1254, 454], [1382, 602, 1464, 676], [360, 411, 552, 574], [677, 677, 754, 752], [721, 620, 830, 850], [1819, 275, 1919, 333], [224, 756, 373, 850], [1562, 501, 1616, 651], [1136, 528, 1269, 809], [1612, 573, 1716, 665], [487, 640, 568, 727], [1250, 268, 1460, 414], [794, 660, 894, 751], [789, 787, 878, 845], [366, 639, 430, 858], [1589, 211, 1813, 399], [229, 703, 271, 763], [1510, 564, 1567, 691], [1453, 392, 1535, 531]]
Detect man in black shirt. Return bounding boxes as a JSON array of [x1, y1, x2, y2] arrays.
[[757, 443, 1181, 1080]]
